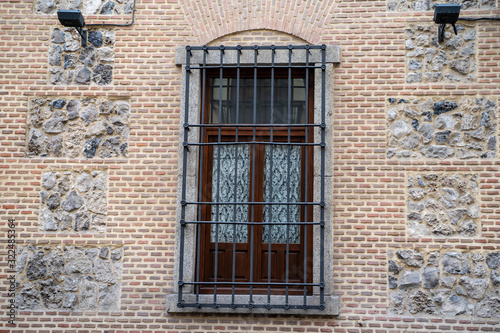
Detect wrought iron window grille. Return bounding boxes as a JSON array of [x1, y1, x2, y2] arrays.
[[171, 44, 339, 315]]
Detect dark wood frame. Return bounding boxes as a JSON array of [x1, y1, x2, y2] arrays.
[[197, 68, 314, 295]]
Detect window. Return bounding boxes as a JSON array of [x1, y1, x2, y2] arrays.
[[198, 68, 314, 296], [169, 44, 339, 314]]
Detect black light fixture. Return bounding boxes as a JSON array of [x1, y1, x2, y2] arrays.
[[433, 4, 461, 43], [57, 10, 87, 46]]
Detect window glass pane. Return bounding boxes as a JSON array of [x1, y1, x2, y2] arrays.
[[211, 144, 250, 243], [262, 145, 301, 244], [209, 77, 306, 124]]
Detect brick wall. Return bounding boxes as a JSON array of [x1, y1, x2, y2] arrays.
[[1, 0, 500, 332]]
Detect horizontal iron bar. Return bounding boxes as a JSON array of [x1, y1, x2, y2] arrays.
[[185, 281, 320, 287], [185, 201, 320, 205], [184, 220, 320, 226], [189, 65, 322, 70], [187, 123, 322, 128], [187, 141, 321, 146], [180, 303, 323, 310], [188, 45, 325, 51]]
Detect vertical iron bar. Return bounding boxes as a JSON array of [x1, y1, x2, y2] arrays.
[[178, 47, 192, 305], [231, 47, 241, 307], [285, 46, 292, 308], [195, 47, 208, 305], [303, 47, 310, 307], [320, 46, 326, 309], [212, 47, 224, 306], [267, 46, 275, 307], [248, 47, 258, 306]]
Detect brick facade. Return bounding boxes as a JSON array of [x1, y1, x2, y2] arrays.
[[1, 0, 500, 331]]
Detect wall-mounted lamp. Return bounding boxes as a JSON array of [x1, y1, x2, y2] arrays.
[[57, 10, 87, 46], [433, 4, 461, 43]]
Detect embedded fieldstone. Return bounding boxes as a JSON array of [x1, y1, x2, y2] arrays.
[[423, 267, 440, 289], [46, 193, 61, 211], [442, 252, 471, 275], [471, 264, 488, 278], [428, 252, 440, 266], [419, 145, 454, 159], [76, 172, 93, 192], [16, 282, 41, 310], [93, 64, 113, 85], [50, 67, 64, 85], [389, 292, 405, 315], [441, 276, 457, 289], [388, 108, 398, 121], [46, 135, 64, 157], [476, 290, 500, 318], [63, 293, 78, 309], [63, 54, 78, 69], [83, 137, 102, 158], [61, 190, 84, 211], [435, 130, 451, 143], [447, 209, 467, 225], [409, 59, 422, 70], [26, 251, 47, 280], [389, 275, 398, 289], [459, 277, 489, 300], [393, 120, 413, 138], [49, 45, 62, 66], [85, 120, 106, 137], [408, 290, 436, 314], [450, 57, 470, 74], [75, 67, 91, 85], [67, 99, 81, 119], [458, 219, 477, 236], [432, 224, 454, 236], [99, 283, 120, 311], [42, 172, 56, 190], [36, 0, 55, 14], [100, 2, 115, 14], [485, 253, 500, 269], [94, 258, 116, 284], [56, 174, 72, 196], [51, 28, 65, 43], [110, 248, 122, 261], [491, 271, 500, 286], [99, 247, 109, 259], [27, 128, 45, 156], [397, 249, 424, 267], [63, 276, 80, 291], [74, 210, 91, 231], [43, 111, 67, 134], [65, 253, 92, 274], [440, 187, 459, 209], [408, 188, 426, 201], [99, 136, 121, 158], [17, 251, 28, 274], [80, 279, 98, 310], [400, 270, 421, 289], [86, 190, 107, 215], [46, 251, 65, 281], [99, 100, 115, 114], [88, 30, 103, 47], [86, 0, 101, 14], [81, 104, 99, 126], [79, 45, 96, 67], [97, 47, 114, 62], [441, 294, 468, 316], [40, 278, 64, 309], [64, 39, 80, 52]]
